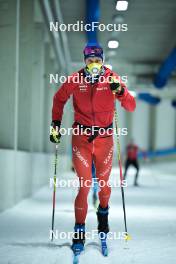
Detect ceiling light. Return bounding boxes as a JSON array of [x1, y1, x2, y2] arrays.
[[113, 14, 124, 23], [108, 40, 119, 49], [106, 50, 117, 57], [116, 1, 128, 11]]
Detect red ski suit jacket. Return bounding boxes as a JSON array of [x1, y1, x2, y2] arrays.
[[52, 67, 136, 127]]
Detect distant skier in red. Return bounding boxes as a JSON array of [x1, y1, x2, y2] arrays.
[[50, 44, 136, 256], [124, 139, 146, 186]]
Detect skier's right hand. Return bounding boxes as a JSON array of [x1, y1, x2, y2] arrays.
[[50, 120, 61, 143]]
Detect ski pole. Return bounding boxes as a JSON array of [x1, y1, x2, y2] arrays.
[[113, 93, 131, 242], [51, 143, 59, 241]]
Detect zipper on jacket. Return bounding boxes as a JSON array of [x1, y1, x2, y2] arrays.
[[91, 83, 95, 125], [91, 83, 95, 154]]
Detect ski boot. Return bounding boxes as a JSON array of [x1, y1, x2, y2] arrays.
[[71, 223, 85, 263], [97, 205, 109, 256]]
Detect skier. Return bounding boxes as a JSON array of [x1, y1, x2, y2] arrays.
[[50, 44, 136, 258], [123, 139, 146, 186]]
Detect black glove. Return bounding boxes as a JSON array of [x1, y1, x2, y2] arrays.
[[50, 120, 61, 143], [109, 75, 124, 95]]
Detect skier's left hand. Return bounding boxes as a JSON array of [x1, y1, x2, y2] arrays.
[[109, 75, 124, 95]]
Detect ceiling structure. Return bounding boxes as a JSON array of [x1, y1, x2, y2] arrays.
[[39, 0, 176, 99], [60, 0, 176, 64]]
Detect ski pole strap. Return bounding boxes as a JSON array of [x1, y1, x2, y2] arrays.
[[73, 122, 113, 142]]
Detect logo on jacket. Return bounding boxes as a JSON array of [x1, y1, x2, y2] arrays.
[[79, 85, 87, 92], [96, 86, 108, 91]]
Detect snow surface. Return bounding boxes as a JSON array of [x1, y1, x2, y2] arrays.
[[0, 161, 176, 264]]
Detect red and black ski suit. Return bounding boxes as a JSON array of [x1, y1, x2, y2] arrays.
[[52, 67, 136, 224]]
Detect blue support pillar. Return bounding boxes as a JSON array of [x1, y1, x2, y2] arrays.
[[86, 0, 100, 44], [154, 47, 176, 88]]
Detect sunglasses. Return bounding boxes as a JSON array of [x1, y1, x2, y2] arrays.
[[84, 46, 103, 55]]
